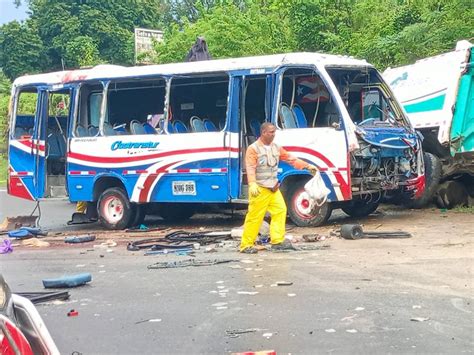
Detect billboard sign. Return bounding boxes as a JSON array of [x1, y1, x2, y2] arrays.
[[134, 28, 163, 64]]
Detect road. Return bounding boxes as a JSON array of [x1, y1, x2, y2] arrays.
[[1, 191, 473, 354]]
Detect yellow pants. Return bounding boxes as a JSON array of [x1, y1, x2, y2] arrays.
[[76, 201, 87, 214], [240, 188, 287, 251]]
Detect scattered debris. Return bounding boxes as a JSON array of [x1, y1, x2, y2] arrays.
[[287, 293, 296, 297], [237, 291, 259, 295], [262, 332, 273, 339], [67, 309, 79, 317], [302, 234, 326, 242], [16, 291, 70, 304], [346, 329, 358, 333], [276, 281, 293, 286], [325, 329, 336, 333], [354, 307, 365, 311], [410, 317, 430, 322], [0, 239, 13, 254], [225, 328, 261, 338], [135, 318, 162, 324], [65, 235, 96, 244], [42, 273, 92, 288], [340, 224, 412, 240], [21, 238, 50, 247], [95, 240, 117, 248], [0, 216, 37, 232], [148, 259, 239, 269], [412, 305, 422, 309]]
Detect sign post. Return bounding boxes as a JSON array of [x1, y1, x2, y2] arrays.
[[134, 28, 163, 64]]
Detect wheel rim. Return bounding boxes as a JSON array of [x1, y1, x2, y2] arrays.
[[292, 189, 324, 220], [102, 196, 124, 224]]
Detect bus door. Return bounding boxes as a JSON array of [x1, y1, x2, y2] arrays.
[[40, 86, 73, 198], [274, 66, 351, 202], [230, 70, 277, 200], [8, 86, 41, 200]]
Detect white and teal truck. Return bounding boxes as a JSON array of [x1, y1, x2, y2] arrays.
[[383, 40, 473, 208]]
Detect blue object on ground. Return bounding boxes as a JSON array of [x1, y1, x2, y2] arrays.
[[8, 229, 34, 239], [19, 226, 47, 236], [42, 273, 92, 288]]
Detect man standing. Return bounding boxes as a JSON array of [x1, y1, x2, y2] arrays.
[[240, 122, 317, 254]]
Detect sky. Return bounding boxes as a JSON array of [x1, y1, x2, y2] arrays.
[[0, 0, 29, 25]]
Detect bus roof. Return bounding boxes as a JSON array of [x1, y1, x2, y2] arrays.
[[12, 52, 370, 87]]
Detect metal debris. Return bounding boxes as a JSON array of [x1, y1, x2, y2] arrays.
[[147, 258, 238, 269]]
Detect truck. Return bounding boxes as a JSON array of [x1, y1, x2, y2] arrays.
[[383, 40, 474, 208]]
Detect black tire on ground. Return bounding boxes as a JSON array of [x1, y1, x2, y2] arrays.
[[341, 198, 380, 217], [285, 182, 332, 227], [435, 180, 469, 209], [128, 203, 147, 227], [97, 187, 132, 230], [158, 203, 195, 223], [340, 224, 364, 240], [408, 152, 442, 208]]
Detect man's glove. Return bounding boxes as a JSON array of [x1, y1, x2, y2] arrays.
[[306, 164, 318, 175], [249, 182, 261, 197]]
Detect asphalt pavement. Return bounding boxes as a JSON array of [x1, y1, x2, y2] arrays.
[[1, 191, 473, 354]]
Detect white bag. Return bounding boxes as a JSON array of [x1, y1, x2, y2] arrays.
[[304, 172, 331, 210]]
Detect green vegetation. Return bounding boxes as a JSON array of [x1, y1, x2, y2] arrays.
[[452, 206, 474, 213], [0, 0, 473, 159], [0, 156, 6, 187]]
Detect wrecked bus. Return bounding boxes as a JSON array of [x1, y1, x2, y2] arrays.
[[384, 40, 474, 208], [7, 53, 424, 229]]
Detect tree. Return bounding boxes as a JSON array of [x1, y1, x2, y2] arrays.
[[0, 20, 45, 80], [152, 3, 295, 63]]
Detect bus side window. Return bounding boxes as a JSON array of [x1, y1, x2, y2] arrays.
[[279, 69, 335, 129], [105, 78, 166, 136], [168, 74, 229, 133], [13, 89, 38, 139], [75, 83, 103, 137]]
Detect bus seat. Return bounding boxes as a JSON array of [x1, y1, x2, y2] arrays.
[[190, 116, 205, 132], [47, 130, 62, 158], [292, 104, 308, 128], [279, 103, 297, 129], [166, 121, 174, 133], [88, 125, 99, 136], [104, 123, 117, 136], [130, 120, 147, 135], [143, 122, 156, 134], [203, 119, 217, 132], [75, 124, 87, 137], [249, 119, 261, 137], [173, 120, 188, 133]]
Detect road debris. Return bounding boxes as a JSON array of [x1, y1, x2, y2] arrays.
[[302, 234, 327, 242], [67, 309, 79, 317], [410, 317, 430, 322], [65, 235, 96, 243], [325, 329, 336, 333], [340, 224, 412, 240], [135, 318, 162, 324], [237, 291, 259, 295], [42, 273, 92, 288], [346, 329, 358, 333], [0, 216, 37, 232], [276, 281, 293, 286], [16, 291, 70, 304], [225, 328, 263, 338], [287, 293, 296, 297], [147, 258, 238, 269], [21, 238, 50, 247], [0, 239, 13, 254]]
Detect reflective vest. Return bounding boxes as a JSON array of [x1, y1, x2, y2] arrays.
[[251, 141, 281, 188]]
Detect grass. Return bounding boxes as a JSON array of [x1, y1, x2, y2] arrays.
[[0, 155, 6, 187], [453, 205, 474, 213]]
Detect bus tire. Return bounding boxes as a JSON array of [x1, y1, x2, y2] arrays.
[[286, 182, 332, 227], [98, 187, 132, 230], [407, 152, 441, 208], [341, 198, 379, 217], [158, 203, 195, 223], [128, 203, 147, 227]]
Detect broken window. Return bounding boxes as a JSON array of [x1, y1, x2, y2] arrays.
[[279, 68, 335, 129], [105, 78, 166, 135], [168, 74, 229, 133], [326, 67, 405, 127]]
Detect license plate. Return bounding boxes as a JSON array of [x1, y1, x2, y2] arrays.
[[172, 181, 196, 195]]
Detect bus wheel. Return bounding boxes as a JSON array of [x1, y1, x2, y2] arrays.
[[158, 203, 195, 223], [341, 198, 379, 217], [98, 187, 132, 230], [286, 183, 332, 227], [407, 152, 441, 208], [128, 203, 147, 228]]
